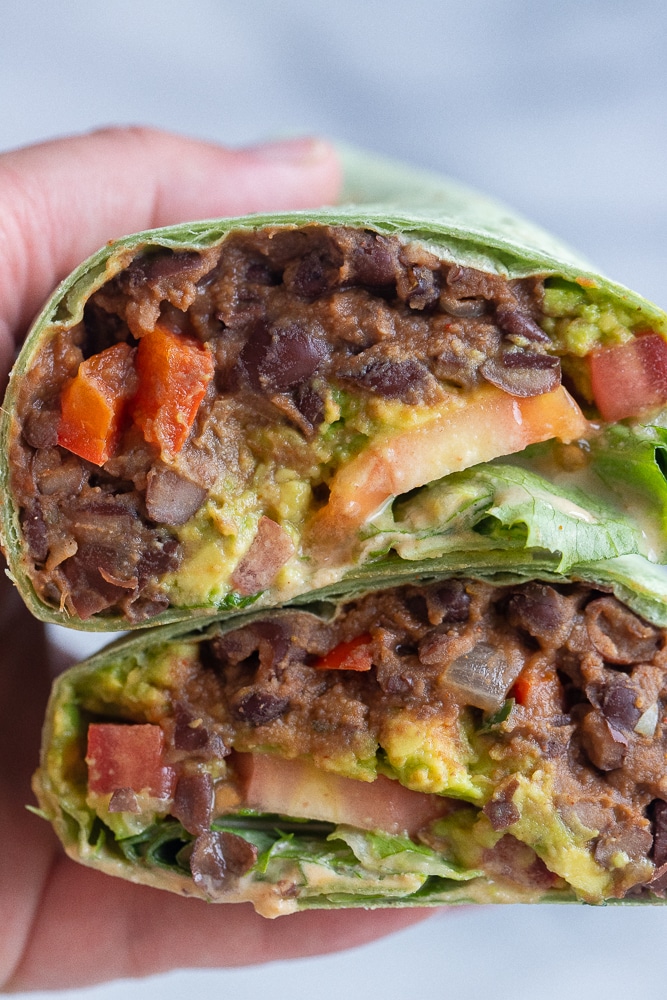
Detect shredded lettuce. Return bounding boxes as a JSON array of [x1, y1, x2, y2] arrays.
[[111, 813, 481, 902], [328, 826, 480, 879]]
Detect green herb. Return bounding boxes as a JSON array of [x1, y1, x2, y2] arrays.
[[478, 698, 515, 734], [219, 590, 264, 610]]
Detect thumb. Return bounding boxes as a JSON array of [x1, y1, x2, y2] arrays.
[[0, 127, 341, 366]]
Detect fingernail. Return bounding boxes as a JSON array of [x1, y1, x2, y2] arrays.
[[245, 137, 330, 165]]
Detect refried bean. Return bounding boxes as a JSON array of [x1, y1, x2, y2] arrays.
[[9, 226, 554, 621], [154, 579, 667, 896]]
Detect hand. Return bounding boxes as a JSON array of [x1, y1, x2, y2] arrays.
[[0, 128, 430, 991]]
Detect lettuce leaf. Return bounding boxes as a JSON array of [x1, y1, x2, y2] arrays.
[[588, 421, 667, 556], [365, 462, 645, 572], [328, 826, 481, 879]]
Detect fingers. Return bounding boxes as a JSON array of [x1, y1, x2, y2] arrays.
[[0, 572, 53, 989], [7, 857, 433, 990], [0, 127, 341, 359]]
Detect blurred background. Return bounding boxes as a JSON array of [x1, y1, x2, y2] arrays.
[[3, 0, 667, 997]]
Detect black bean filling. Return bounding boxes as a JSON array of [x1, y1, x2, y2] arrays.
[[9, 226, 556, 621], [158, 579, 667, 897]]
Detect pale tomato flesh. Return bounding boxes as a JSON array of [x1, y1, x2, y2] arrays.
[[86, 723, 176, 798], [236, 753, 450, 836], [589, 334, 667, 422]]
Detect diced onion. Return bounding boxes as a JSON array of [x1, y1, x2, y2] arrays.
[[441, 642, 522, 712], [634, 702, 659, 738]]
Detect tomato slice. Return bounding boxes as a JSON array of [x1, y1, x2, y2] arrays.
[[57, 343, 137, 465], [314, 634, 374, 671], [311, 383, 589, 552], [131, 326, 214, 457], [236, 753, 450, 836], [86, 723, 176, 798], [589, 333, 667, 421]]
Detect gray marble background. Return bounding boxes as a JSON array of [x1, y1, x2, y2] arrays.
[[2, 1, 667, 997]]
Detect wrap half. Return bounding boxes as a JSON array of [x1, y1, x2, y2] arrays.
[[3, 150, 667, 629], [34, 577, 667, 912]]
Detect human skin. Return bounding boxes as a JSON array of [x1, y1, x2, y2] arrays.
[[0, 127, 430, 992]]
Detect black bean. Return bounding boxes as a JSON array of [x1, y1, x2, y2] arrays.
[[124, 250, 204, 290], [418, 625, 455, 666], [254, 621, 291, 666], [76, 494, 140, 519], [172, 773, 214, 836], [286, 248, 340, 298], [483, 799, 520, 831], [507, 584, 574, 645], [23, 407, 59, 449], [190, 831, 258, 891], [61, 546, 134, 618], [480, 352, 561, 397], [405, 594, 429, 624], [428, 581, 471, 625], [439, 294, 487, 318], [211, 619, 291, 669], [245, 260, 280, 286], [495, 304, 550, 344], [405, 266, 440, 310], [232, 689, 290, 726], [125, 594, 171, 623], [599, 682, 641, 731], [347, 231, 397, 288], [383, 673, 414, 694], [337, 358, 429, 400], [137, 537, 181, 585], [579, 708, 628, 771], [292, 384, 324, 430], [145, 467, 207, 526], [174, 705, 210, 751], [240, 320, 329, 393], [265, 324, 330, 391], [237, 320, 272, 389]]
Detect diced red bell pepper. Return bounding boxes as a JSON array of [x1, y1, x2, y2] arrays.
[[510, 674, 533, 707], [314, 634, 374, 671], [86, 723, 176, 798], [510, 664, 562, 715], [57, 342, 137, 465], [589, 333, 667, 421], [131, 325, 214, 456]]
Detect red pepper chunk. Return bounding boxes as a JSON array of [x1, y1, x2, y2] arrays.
[[86, 723, 176, 798], [57, 342, 137, 465], [314, 634, 374, 671], [131, 326, 214, 457]]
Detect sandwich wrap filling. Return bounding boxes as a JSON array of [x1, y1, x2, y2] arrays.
[[34, 577, 667, 913]]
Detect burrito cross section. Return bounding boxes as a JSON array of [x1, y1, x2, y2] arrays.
[[8, 153, 667, 912], [7, 221, 650, 626], [35, 580, 667, 914]]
